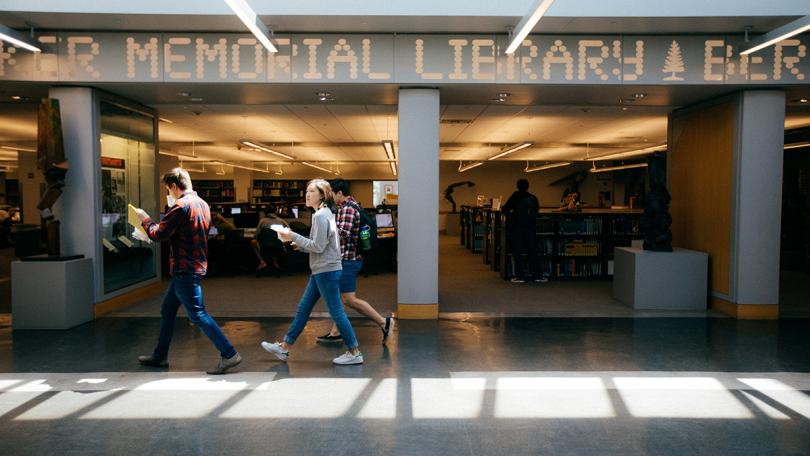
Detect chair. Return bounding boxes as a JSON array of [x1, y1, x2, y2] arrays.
[[256, 227, 286, 277]]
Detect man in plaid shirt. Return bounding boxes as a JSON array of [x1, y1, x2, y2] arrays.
[[133, 168, 242, 375], [317, 178, 394, 345]]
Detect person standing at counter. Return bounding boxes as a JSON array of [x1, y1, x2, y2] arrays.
[[502, 178, 548, 284]]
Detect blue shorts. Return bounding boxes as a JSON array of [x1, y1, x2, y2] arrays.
[[339, 259, 363, 293]]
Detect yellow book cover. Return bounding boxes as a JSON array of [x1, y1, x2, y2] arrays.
[[127, 203, 149, 238]]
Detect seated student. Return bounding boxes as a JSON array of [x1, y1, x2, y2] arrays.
[[252, 208, 290, 273], [212, 213, 237, 238]]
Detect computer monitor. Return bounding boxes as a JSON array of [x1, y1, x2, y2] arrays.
[[208, 225, 219, 236], [375, 213, 394, 228], [292, 207, 299, 218], [230, 207, 241, 215], [233, 212, 259, 228]]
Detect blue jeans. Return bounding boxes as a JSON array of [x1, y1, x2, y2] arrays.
[[285, 270, 359, 350], [153, 273, 236, 360]]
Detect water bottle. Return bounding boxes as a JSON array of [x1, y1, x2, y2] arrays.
[[359, 225, 371, 250]]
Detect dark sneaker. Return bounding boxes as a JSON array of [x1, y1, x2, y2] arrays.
[[138, 355, 168, 368], [316, 333, 343, 344], [207, 353, 242, 375], [382, 317, 395, 345]]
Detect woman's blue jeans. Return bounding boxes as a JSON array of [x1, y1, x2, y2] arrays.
[[153, 273, 237, 360], [285, 270, 359, 350]]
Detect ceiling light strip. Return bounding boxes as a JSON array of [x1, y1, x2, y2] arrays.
[[300, 161, 336, 174], [741, 15, 810, 55], [223, 0, 278, 53], [785, 141, 810, 150], [240, 140, 295, 160], [458, 161, 484, 173], [589, 162, 648, 173], [504, 0, 556, 55], [488, 142, 533, 161], [525, 162, 571, 173], [0, 24, 41, 53], [594, 144, 667, 160], [1, 145, 36, 153]]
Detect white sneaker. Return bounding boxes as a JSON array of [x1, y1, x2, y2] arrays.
[[534, 276, 549, 283], [260, 341, 289, 362], [333, 351, 364, 365], [510, 277, 525, 283]]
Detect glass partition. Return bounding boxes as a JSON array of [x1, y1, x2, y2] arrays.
[[99, 100, 158, 293]]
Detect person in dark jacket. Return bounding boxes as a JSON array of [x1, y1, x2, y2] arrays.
[[502, 179, 548, 283]]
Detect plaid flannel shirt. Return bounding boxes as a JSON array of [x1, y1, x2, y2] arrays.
[[336, 196, 362, 261], [142, 191, 211, 276]]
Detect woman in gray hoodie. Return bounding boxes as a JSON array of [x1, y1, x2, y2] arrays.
[[261, 179, 363, 365]]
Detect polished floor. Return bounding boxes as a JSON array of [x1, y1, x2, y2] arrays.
[[1, 314, 809, 455]]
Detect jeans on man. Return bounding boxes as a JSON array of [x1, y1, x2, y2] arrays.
[[285, 270, 358, 350], [153, 273, 237, 360]]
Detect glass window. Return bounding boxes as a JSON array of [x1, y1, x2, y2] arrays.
[[99, 100, 157, 293]]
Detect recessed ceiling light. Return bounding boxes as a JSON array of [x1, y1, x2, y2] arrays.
[[633, 92, 647, 99], [176, 92, 190, 97], [621, 107, 629, 111], [10, 96, 21, 100], [490, 97, 506, 103], [316, 91, 334, 102], [497, 92, 511, 98], [191, 97, 203, 102], [800, 98, 809, 103]]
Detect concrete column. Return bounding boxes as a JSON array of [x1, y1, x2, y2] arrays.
[[733, 91, 785, 309], [397, 88, 440, 318], [49, 87, 102, 298]]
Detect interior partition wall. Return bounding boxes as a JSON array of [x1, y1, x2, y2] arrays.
[[50, 87, 160, 304]]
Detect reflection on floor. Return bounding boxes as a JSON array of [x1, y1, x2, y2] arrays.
[[1, 317, 809, 455]]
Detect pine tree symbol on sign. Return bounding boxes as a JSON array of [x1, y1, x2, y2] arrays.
[[662, 40, 685, 81]]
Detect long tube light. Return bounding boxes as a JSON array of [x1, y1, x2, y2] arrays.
[[504, 0, 556, 55], [458, 161, 484, 172], [213, 161, 272, 174], [589, 162, 648, 173], [382, 140, 396, 161], [741, 15, 810, 55], [240, 140, 295, 160], [223, 0, 278, 53], [300, 161, 336, 174], [390, 162, 398, 176], [0, 24, 41, 53], [594, 144, 667, 161], [525, 161, 571, 173], [1, 145, 36, 152], [488, 142, 533, 160], [785, 140, 810, 150]]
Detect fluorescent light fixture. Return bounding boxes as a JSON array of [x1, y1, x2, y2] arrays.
[[525, 162, 571, 173], [301, 161, 335, 174], [158, 150, 204, 160], [240, 140, 295, 160], [213, 161, 271, 174], [595, 144, 667, 161], [741, 15, 810, 55], [458, 161, 484, 172], [0, 24, 41, 52], [223, 0, 278, 53], [504, 0, 556, 55], [589, 162, 648, 173], [488, 142, 533, 161], [1, 145, 36, 152], [158, 117, 174, 124], [382, 140, 396, 161], [390, 162, 398, 176], [785, 140, 810, 150]]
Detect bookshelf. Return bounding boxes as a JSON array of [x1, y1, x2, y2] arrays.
[[194, 180, 235, 204], [495, 210, 644, 281], [251, 179, 307, 207]]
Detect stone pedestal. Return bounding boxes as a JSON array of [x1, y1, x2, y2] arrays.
[[613, 247, 708, 310], [12, 257, 94, 329]]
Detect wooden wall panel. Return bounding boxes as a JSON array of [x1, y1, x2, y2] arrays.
[[669, 101, 735, 296]]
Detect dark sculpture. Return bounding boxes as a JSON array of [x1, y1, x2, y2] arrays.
[[444, 181, 475, 213], [36, 98, 69, 257], [640, 153, 673, 251]]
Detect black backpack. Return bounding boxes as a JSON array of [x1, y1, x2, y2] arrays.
[[347, 201, 377, 252]]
